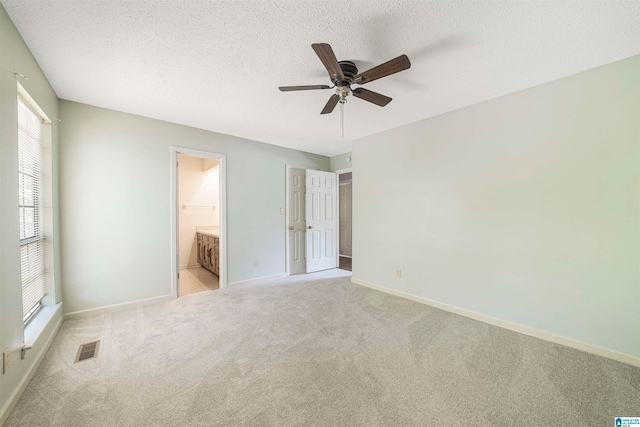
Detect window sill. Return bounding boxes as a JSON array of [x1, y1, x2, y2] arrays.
[[24, 302, 62, 346]]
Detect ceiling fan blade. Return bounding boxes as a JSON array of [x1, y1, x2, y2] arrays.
[[279, 85, 331, 92], [321, 94, 340, 115], [312, 43, 345, 81], [352, 88, 392, 107], [354, 54, 411, 85]]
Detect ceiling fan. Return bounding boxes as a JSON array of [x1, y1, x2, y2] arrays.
[[279, 43, 411, 115]]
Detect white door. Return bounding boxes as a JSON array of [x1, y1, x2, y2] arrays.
[[288, 168, 306, 274], [306, 170, 338, 273]]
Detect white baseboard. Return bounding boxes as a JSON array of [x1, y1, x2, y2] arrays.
[[0, 309, 63, 426], [227, 273, 287, 289], [63, 295, 174, 320], [351, 278, 640, 368]]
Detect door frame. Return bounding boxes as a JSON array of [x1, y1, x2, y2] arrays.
[[170, 146, 227, 296], [334, 167, 353, 175]]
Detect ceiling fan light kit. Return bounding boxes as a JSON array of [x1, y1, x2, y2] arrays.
[[279, 43, 411, 120]]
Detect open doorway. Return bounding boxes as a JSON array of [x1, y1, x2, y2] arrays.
[[171, 147, 227, 297], [337, 169, 352, 272], [338, 171, 352, 271], [177, 154, 219, 296]]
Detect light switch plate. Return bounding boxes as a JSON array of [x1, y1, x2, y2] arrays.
[[280, 208, 285, 215]]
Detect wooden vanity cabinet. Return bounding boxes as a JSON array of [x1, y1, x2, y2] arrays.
[[197, 234, 204, 265], [196, 232, 219, 276], [213, 237, 219, 275]]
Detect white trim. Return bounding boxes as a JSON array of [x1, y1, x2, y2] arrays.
[[171, 147, 227, 296], [333, 167, 353, 175], [63, 295, 173, 320], [23, 303, 61, 346], [333, 171, 339, 269], [17, 82, 51, 123], [227, 273, 288, 288], [351, 277, 640, 368], [0, 308, 63, 425]]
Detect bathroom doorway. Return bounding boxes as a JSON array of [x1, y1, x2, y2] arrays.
[[170, 147, 227, 297]]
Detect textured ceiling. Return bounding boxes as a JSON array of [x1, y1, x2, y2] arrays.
[[2, 1, 639, 156]]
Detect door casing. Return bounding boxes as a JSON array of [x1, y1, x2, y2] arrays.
[[170, 146, 227, 296]]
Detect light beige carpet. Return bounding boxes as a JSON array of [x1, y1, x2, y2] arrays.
[[6, 270, 639, 426]]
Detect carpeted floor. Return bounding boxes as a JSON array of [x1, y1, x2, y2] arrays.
[[5, 270, 639, 426]]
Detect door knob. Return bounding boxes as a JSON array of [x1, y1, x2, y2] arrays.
[[289, 226, 295, 230], [307, 226, 313, 229]]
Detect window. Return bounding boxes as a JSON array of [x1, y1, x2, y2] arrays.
[[17, 92, 50, 322]]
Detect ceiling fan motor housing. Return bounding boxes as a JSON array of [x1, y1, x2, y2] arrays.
[[335, 61, 358, 86]]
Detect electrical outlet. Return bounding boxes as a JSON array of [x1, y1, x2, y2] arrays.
[[280, 208, 285, 215], [3, 348, 9, 374], [395, 269, 402, 279], [253, 260, 259, 267]]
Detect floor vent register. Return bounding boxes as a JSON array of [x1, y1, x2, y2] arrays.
[[75, 340, 100, 363]]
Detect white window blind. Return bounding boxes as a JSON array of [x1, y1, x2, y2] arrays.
[[18, 95, 46, 322]]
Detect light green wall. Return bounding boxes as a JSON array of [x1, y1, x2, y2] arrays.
[[59, 101, 329, 313], [330, 151, 352, 172], [0, 3, 62, 419], [353, 55, 640, 357]]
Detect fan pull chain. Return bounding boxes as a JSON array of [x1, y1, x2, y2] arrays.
[[340, 102, 344, 138]]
